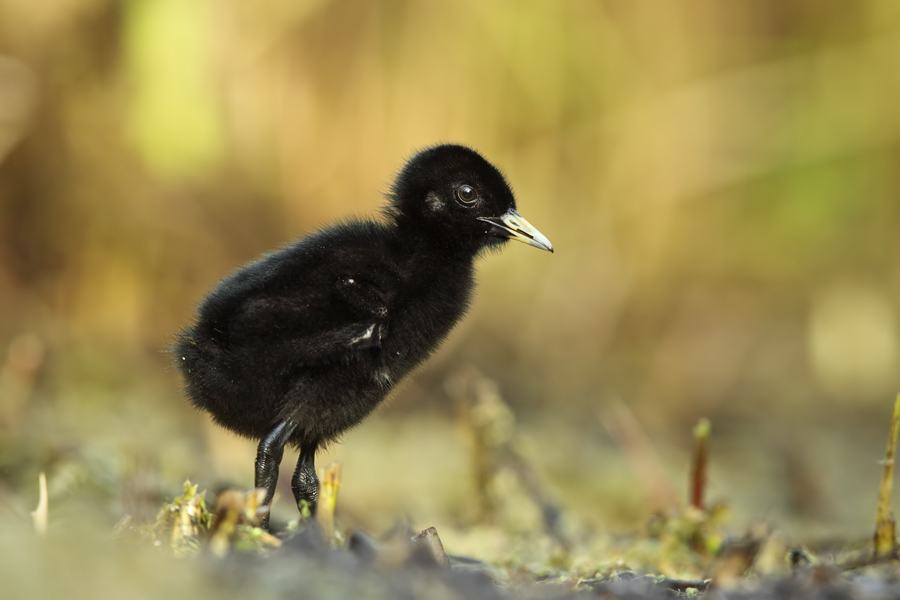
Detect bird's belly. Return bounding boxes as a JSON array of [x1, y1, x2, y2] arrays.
[[280, 355, 395, 445]]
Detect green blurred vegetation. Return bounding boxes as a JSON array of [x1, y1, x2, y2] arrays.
[[1, 0, 900, 569]]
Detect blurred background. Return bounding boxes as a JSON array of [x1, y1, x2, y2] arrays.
[[1, 0, 899, 549]]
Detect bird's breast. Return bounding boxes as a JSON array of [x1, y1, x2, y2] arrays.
[[378, 262, 475, 380]]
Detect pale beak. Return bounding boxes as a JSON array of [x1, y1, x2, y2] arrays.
[[478, 209, 553, 253]]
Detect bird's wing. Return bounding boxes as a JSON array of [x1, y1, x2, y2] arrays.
[[220, 251, 399, 365]]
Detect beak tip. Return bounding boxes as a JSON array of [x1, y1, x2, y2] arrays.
[[481, 210, 554, 254], [533, 234, 553, 253]]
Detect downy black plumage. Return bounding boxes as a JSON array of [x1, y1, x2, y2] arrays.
[[175, 144, 552, 529]]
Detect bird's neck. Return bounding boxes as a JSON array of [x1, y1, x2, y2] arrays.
[[392, 215, 484, 263]]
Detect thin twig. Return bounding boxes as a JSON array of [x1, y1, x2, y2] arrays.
[[599, 401, 677, 512], [691, 418, 711, 511], [317, 461, 342, 540], [31, 471, 48, 536], [873, 394, 900, 558]]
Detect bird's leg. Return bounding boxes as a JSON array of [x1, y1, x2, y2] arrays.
[[254, 420, 295, 530], [291, 444, 319, 517]]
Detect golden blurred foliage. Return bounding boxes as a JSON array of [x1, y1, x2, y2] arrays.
[[1, 0, 900, 533]]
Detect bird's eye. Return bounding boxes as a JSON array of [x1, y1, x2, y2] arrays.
[[456, 185, 477, 205]]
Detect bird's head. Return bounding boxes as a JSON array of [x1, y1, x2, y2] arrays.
[[388, 144, 553, 254]]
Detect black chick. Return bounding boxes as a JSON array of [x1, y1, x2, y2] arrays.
[[175, 144, 552, 529]]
